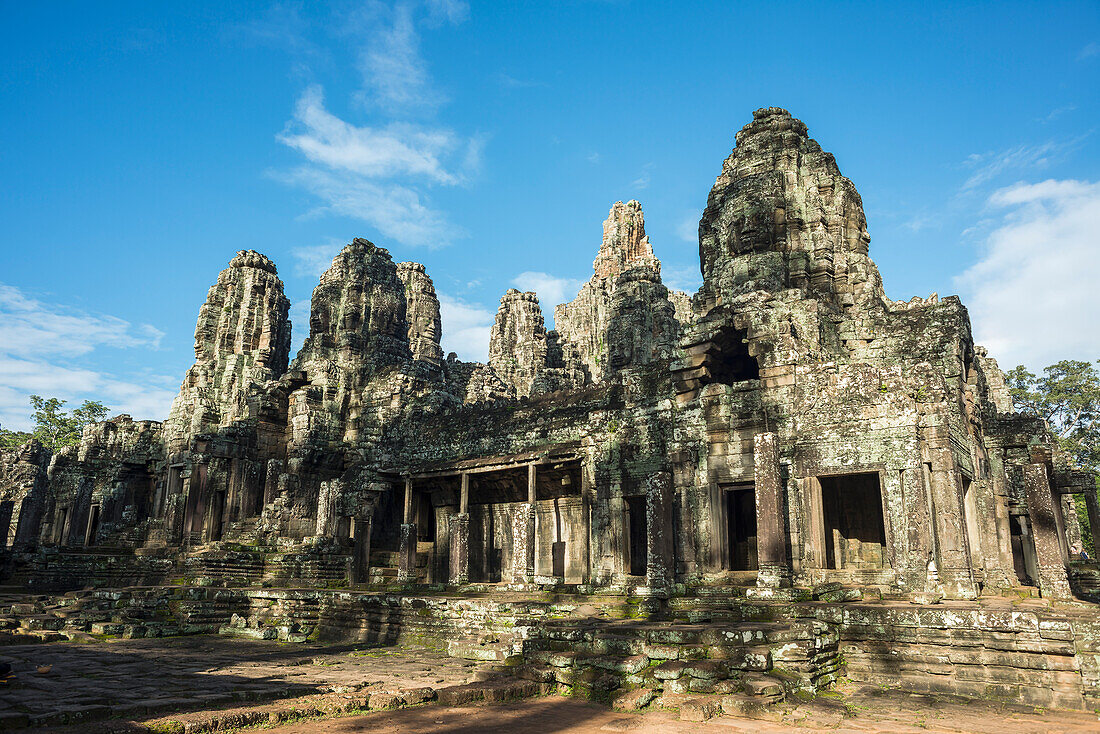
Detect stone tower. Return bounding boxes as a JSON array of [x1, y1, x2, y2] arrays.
[[164, 250, 291, 451]]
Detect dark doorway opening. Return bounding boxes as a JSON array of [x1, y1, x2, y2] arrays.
[[626, 496, 648, 576], [416, 494, 435, 542], [0, 501, 14, 546], [52, 506, 69, 545], [209, 491, 226, 541], [1010, 514, 1036, 586], [726, 485, 758, 570], [469, 508, 502, 583], [820, 472, 887, 569], [84, 504, 101, 547]]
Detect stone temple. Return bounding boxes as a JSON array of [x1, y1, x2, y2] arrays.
[[3, 108, 1100, 720]]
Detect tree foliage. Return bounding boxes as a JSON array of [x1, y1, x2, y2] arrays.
[[0, 395, 109, 452], [1006, 359, 1100, 472], [1008, 359, 1100, 555]]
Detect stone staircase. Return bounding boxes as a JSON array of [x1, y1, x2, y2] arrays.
[[0, 587, 247, 642]]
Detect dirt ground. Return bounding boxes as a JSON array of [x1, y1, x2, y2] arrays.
[[0, 635, 488, 727], [4, 636, 1100, 733], [263, 688, 1100, 734]]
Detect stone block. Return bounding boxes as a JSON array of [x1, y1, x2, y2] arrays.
[[679, 697, 720, 721]]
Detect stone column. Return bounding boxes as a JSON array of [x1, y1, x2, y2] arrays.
[[900, 467, 935, 591], [754, 433, 789, 588], [511, 464, 536, 583], [645, 471, 674, 592], [349, 513, 373, 584], [925, 453, 977, 599], [1084, 490, 1100, 560], [315, 479, 339, 537], [398, 477, 418, 582], [1023, 463, 1072, 598], [450, 472, 470, 584]]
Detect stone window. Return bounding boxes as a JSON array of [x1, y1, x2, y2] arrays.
[[704, 325, 759, 385]]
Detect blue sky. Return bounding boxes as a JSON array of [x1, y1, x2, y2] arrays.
[[2, 1, 1099, 430]]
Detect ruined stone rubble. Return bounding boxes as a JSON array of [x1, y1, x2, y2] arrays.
[[3, 108, 1100, 712]]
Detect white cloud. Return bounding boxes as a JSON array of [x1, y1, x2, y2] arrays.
[[274, 3, 477, 249], [280, 88, 467, 184], [1079, 42, 1100, 60], [276, 165, 460, 247], [661, 264, 702, 294], [438, 294, 493, 362], [955, 179, 1100, 370], [511, 271, 583, 312], [351, 0, 468, 112], [0, 284, 163, 359], [587, 152, 601, 164], [676, 211, 700, 243], [291, 238, 345, 278], [0, 285, 174, 431]]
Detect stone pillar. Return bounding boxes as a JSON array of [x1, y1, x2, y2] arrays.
[[1023, 463, 1072, 598], [645, 471, 674, 592], [753, 433, 789, 588], [349, 513, 373, 584], [1084, 490, 1100, 559], [925, 453, 977, 599], [900, 467, 935, 591], [315, 479, 339, 536], [511, 464, 536, 583], [398, 477, 418, 582], [450, 473, 470, 584]]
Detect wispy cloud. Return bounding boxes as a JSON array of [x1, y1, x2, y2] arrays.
[[0, 284, 163, 358], [1041, 104, 1077, 123], [631, 162, 654, 190], [955, 179, 1100, 369], [438, 293, 493, 362], [280, 87, 471, 184], [587, 152, 601, 164], [291, 237, 345, 278], [676, 211, 700, 243], [494, 72, 543, 89], [1079, 42, 1100, 60], [0, 284, 174, 430], [511, 271, 584, 312], [961, 137, 1086, 191], [274, 1, 476, 249], [661, 264, 702, 294]]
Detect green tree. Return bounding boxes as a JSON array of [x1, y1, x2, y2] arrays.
[[0, 423, 33, 450], [1007, 359, 1100, 554], [27, 395, 110, 451]]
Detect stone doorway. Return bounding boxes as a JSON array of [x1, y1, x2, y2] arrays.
[[820, 472, 887, 570], [1010, 513, 1038, 586], [725, 484, 758, 571], [625, 495, 647, 577]]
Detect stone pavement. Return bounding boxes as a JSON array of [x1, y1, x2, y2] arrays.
[[0, 635, 493, 729], [262, 688, 1100, 734]]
